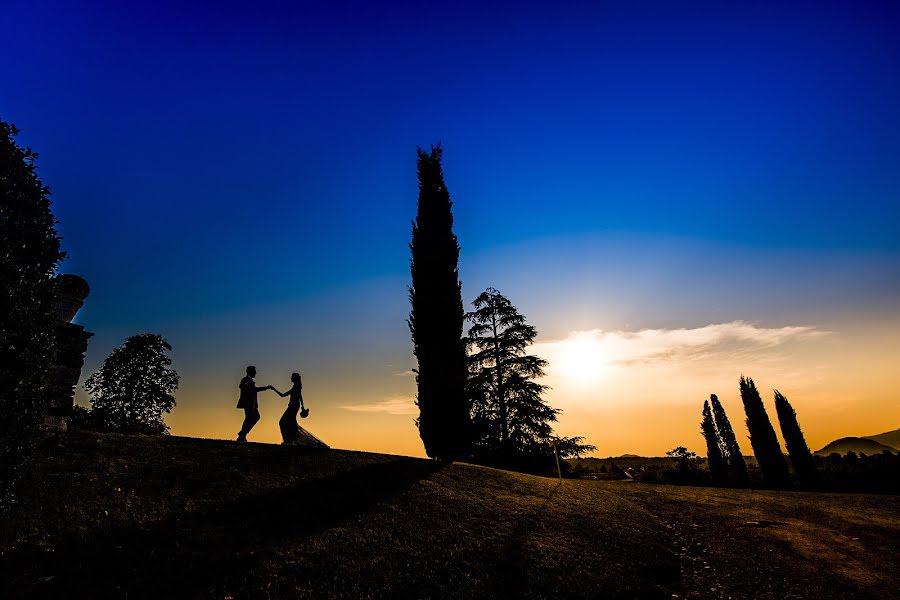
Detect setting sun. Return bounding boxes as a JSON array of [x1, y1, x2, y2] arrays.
[[3, 2, 899, 597], [550, 335, 609, 385]]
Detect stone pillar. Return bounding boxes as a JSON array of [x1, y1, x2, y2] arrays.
[[44, 275, 93, 432]]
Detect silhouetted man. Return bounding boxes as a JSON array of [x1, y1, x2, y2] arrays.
[[237, 365, 273, 442]]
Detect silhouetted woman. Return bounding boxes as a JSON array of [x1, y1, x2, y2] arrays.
[[275, 372, 305, 445]]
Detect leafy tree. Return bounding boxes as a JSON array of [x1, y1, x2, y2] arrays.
[[667, 446, 699, 468], [740, 376, 790, 487], [0, 119, 65, 473], [408, 145, 470, 460], [709, 394, 748, 485], [83, 334, 179, 434], [666, 446, 703, 483], [466, 287, 593, 469], [774, 390, 817, 483], [70, 405, 101, 431], [700, 399, 729, 485]]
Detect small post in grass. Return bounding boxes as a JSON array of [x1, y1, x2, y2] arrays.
[[551, 438, 562, 481]]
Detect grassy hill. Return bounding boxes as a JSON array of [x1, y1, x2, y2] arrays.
[[864, 427, 900, 450], [2, 433, 898, 599], [815, 436, 897, 456]]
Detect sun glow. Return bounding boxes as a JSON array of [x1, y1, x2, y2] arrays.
[[548, 336, 609, 385]]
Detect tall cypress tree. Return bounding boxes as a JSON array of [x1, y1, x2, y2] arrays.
[[774, 390, 817, 484], [701, 399, 730, 485], [740, 376, 790, 487], [709, 394, 748, 485], [408, 145, 470, 460]]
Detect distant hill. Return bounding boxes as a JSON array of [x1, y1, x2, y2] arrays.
[[863, 427, 900, 450], [814, 436, 897, 456]]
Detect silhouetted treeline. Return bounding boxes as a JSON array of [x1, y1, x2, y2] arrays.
[[740, 375, 791, 487], [774, 390, 817, 484], [694, 375, 846, 490], [408, 145, 470, 460], [0, 119, 65, 478], [814, 450, 900, 494], [701, 393, 749, 486], [578, 450, 899, 493], [564, 403, 897, 490], [700, 400, 729, 484], [663, 446, 706, 485]]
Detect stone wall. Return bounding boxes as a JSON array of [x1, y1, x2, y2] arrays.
[[44, 274, 93, 432], [44, 322, 93, 431]]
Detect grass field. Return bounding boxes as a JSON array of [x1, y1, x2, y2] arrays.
[[1, 433, 897, 599]]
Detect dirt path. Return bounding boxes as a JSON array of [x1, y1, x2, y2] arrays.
[[613, 482, 899, 600]]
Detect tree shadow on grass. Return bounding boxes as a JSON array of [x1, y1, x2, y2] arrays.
[[2, 457, 442, 599], [497, 481, 561, 597], [497, 482, 679, 600]]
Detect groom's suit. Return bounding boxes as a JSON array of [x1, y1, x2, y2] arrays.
[[237, 375, 262, 439]]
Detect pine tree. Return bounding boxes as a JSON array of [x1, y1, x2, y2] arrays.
[[701, 399, 729, 485], [0, 119, 66, 475], [774, 390, 817, 484], [709, 394, 748, 485], [740, 376, 790, 487], [466, 287, 593, 469], [408, 145, 470, 460]]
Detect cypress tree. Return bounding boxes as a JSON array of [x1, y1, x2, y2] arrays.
[[701, 399, 730, 485], [408, 145, 470, 460], [740, 376, 790, 487], [774, 390, 817, 484], [709, 394, 748, 485]]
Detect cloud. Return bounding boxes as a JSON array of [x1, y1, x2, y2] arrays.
[[525, 321, 837, 426], [533, 320, 829, 371], [340, 396, 417, 415]]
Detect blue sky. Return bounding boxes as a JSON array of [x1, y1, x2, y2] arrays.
[[3, 0, 899, 454]]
